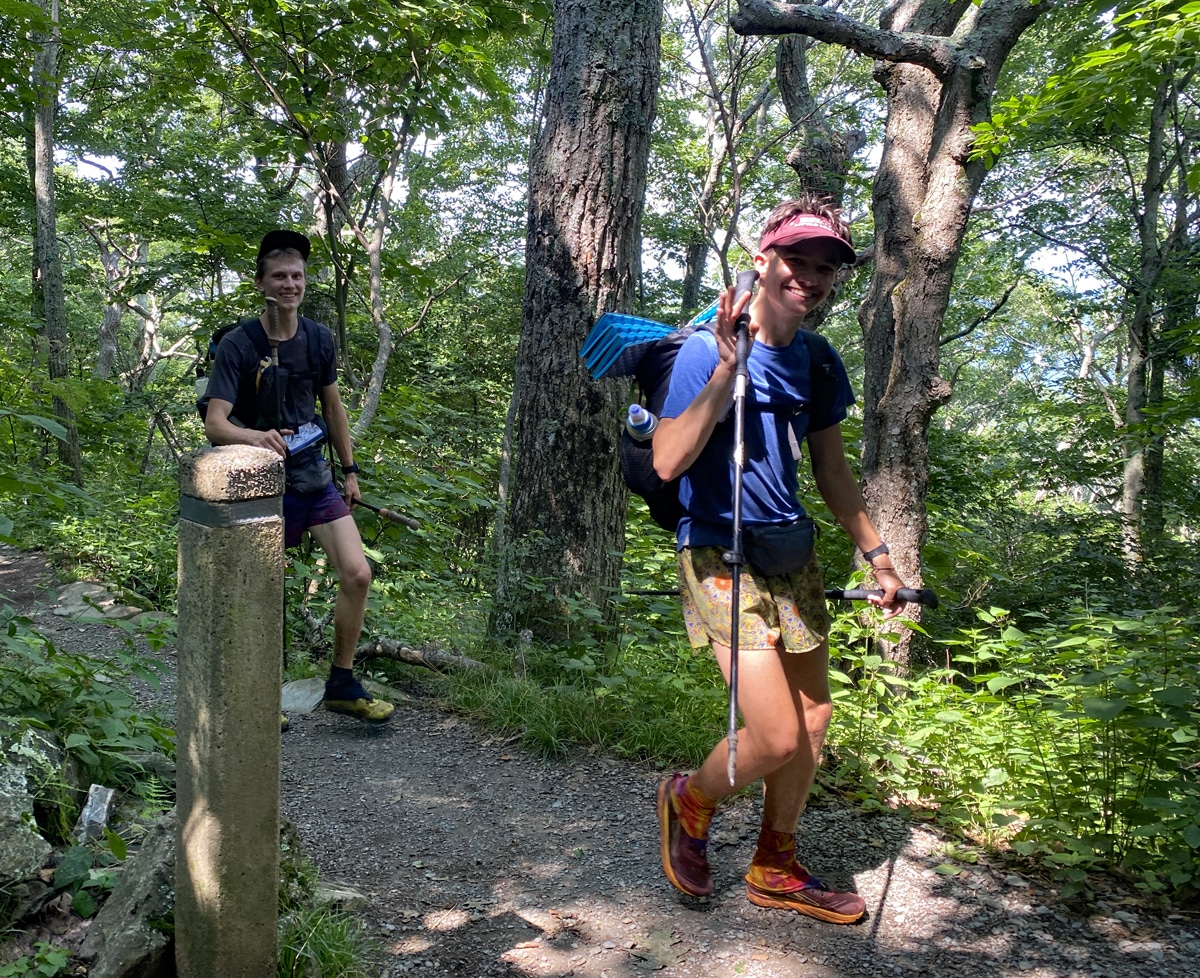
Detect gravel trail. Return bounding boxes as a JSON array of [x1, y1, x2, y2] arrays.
[[3, 545, 1198, 978]]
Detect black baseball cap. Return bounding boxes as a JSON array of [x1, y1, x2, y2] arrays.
[[257, 229, 311, 263]]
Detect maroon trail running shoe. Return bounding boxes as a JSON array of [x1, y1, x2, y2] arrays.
[[656, 774, 713, 896]]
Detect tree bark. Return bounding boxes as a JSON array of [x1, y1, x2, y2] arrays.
[[776, 34, 861, 202], [492, 0, 662, 639], [1120, 75, 1174, 565], [355, 637, 484, 673], [31, 0, 82, 486], [774, 32, 864, 334], [734, 0, 1054, 666]]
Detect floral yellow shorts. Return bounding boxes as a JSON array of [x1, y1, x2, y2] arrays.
[[677, 546, 829, 653]]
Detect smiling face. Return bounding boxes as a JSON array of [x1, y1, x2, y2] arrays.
[[750, 238, 844, 336], [255, 251, 307, 317]]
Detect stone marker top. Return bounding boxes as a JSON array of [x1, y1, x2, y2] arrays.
[[179, 446, 285, 503]]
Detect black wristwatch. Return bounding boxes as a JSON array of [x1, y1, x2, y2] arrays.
[[862, 542, 889, 561], [341, 462, 360, 475]]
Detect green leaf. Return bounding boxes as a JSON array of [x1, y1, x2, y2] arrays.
[[1151, 686, 1195, 708], [72, 889, 97, 918], [104, 828, 127, 861], [986, 675, 1021, 694], [1080, 697, 1128, 721], [0, 409, 68, 439], [55, 847, 93, 893]]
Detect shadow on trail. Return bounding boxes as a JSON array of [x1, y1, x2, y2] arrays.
[[279, 693, 1193, 978]]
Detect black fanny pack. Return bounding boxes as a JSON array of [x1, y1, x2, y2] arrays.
[[285, 445, 331, 495], [283, 418, 331, 495], [743, 518, 816, 577]]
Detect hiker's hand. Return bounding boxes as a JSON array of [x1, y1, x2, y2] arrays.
[[342, 472, 359, 507], [715, 283, 754, 370], [245, 427, 291, 457], [868, 567, 908, 620]]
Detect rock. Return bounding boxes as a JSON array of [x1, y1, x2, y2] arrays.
[[313, 881, 370, 912], [128, 753, 176, 784], [77, 810, 176, 978], [1, 730, 55, 892], [281, 678, 327, 714], [2, 879, 53, 926], [73, 784, 117, 844], [51, 582, 144, 621]]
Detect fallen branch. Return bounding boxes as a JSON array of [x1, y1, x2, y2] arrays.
[[298, 605, 333, 652], [355, 637, 484, 672]]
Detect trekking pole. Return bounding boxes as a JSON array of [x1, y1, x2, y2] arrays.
[[723, 269, 758, 787], [826, 587, 940, 608], [354, 499, 420, 530], [265, 297, 284, 431], [265, 296, 289, 666]]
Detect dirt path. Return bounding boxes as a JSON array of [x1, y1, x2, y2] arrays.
[[3, 546, 1198, 978]]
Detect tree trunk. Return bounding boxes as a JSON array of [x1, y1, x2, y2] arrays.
[[733, 0, 1053, 667], [1142, 344, 1165, 542], [492, 0, 662, 640], [84, 226, 126, 380], [679, 235, 711, 319], [777, 34, 861, 203], [775, 33, 864, 335], [1120, 75, 1173, 565], [31, 0, 82, 486]]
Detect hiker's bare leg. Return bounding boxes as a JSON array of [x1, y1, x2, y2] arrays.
[[760, 642, 831, 832], [308, 516, 371, 670], [690, 641, 809, 802]]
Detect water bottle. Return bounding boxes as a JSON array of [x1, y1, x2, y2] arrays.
[[625, 403, 658, 441]]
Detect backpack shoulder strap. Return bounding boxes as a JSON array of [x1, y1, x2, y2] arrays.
[[298, 316, 324, 389], [799, 329, 836, 404], [239, 317, 272, 361], [777, 329, 838, 461]]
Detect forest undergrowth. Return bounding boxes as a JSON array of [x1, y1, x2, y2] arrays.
[[6, 430, 1199, 936]]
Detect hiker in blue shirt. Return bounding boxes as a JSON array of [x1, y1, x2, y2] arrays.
[[652, 196, 907, 923], [205, 230, 394, 725]]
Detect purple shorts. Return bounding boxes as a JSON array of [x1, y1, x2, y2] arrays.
[[283, 481, 351, 549]]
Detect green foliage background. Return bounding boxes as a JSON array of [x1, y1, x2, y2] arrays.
[[0, 0, 1197, 928]]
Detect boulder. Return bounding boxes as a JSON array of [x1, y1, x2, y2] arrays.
[[313, 881, 369, 913], [1, 729, 55, 900], [77, 810, 176, 978], [51, 582, 144, 621], [280, 677, 326, 715]]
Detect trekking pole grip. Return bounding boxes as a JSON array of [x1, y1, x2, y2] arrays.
[[732, 270, 758, 350], [824, 588, 940, 609], [356, 499, 420, 530]]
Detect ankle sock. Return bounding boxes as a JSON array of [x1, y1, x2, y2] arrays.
[[746, 825, 813, 892], [675, 776, 718, 840], [751, 825, 795, 867], [327, 666, 354, 690]]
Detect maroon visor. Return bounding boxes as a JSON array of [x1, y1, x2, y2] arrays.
[[759, 214, 856, 266]]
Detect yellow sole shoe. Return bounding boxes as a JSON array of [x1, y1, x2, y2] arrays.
[[325, 696, 394, 723]]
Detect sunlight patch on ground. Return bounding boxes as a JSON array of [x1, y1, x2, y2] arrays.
[[386, 935, 434, 955], [423, 907, 471, 932]]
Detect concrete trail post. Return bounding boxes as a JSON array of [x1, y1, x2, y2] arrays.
[[176, 446, 284, 978]]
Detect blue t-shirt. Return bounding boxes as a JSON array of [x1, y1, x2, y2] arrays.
[[660, 329, 855, 549]]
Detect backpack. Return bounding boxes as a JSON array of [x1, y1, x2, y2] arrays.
[[195, 316, 323, 431], [583, 310, 838, 532]]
